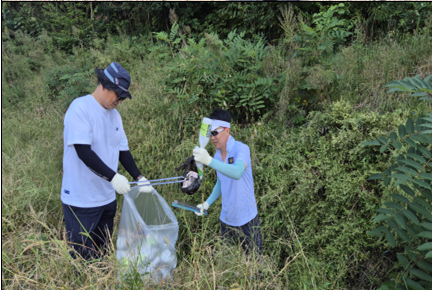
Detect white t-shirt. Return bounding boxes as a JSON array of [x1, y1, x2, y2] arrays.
[[61, 94, 129, 207]]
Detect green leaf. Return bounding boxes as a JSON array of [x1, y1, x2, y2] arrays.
[[422, 130, 432, 134], [390, 194, 410, 204], [385, 202, 403, 210], [407, 224, 420, 237], [410, 269, 432, 282], [397, 253, 410, 269], [403, 209, 420, 225], [426, 251, 432, 259], [362, 140, 380, 146], [397, 228, 411, 243], [380, 145, 389, 153], [417, 260, 432, 273], [418, 146, 431, 159], [412, 180, 432, 190], [395, 167, 419, 176], [405, 138, 417, 149], [367, 230, 383, 237], [378, 136, 388, 145], [405, 278, 425, 290], [406, 153, 427, 164], [367, 226, 388, 237], [421, 223, 432, 231], [368, 173, 384, 180], [411, 92, 427, 97], [399, 159, 423, 170], [407, 76, 424, 89], [394, 213, 407, 230], [400, 185, 416, 197], [387, 218, 399, 229], [419, 173, 432, 181], [420, 123, 432, 129], [418, 242, 432, 251], [394, 141, 403, 150], [373, 214, 389, 223], [406, 246, 420, 262], [395, 178, 410, 187], [414, 197, 432, 212], [417, 231, 432, 239], [391, 174, 412, 180], [421, 190, 432, 201], [376, 208, 395, 215], [399, 125, 407, 138], [411, 134, 429, 144], [390, 132, 398, 142], [386, 231, 396, 247], [406, 118, 415, 135], [409, 202, 432, 221], [384, 177, 392, 186]]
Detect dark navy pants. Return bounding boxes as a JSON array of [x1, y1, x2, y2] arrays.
[[62, 199, 117, 260], [220, 214, 263, 256]]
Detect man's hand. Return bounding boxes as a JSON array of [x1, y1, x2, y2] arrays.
[[110, 173, 131, 194], [193, 148, 212, 166], [195, 201, 209, 216], [137, 176, 154, 194]]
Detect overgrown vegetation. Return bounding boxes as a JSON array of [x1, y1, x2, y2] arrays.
[[364, 76, 432, 290], [2, 2, 432, 289]]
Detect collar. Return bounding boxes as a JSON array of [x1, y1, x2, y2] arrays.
[[216, 135, 235, 158], [90, 94, 110, 115]]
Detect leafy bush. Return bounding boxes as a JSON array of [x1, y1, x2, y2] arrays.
[[159, 29, 284, 122], [364, 75, 432, 290]]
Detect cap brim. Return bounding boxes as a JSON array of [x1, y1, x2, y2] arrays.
[[95, 69, 132, 99]]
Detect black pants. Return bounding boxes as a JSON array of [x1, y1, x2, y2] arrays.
[[62, 199, 116, 260], [220, 214, 263, 256]]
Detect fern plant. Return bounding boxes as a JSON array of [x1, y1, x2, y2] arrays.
[[363, 75, 432, 290], [150, 21, 185, 59]]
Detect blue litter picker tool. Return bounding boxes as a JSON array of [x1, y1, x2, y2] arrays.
[[172, 200, 208, 215]]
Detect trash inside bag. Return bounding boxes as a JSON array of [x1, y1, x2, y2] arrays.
[[176, 156, 201, 195], [116, 187, 178, 282]]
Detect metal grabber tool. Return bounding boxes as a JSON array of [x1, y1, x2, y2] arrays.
[[128, 176, 187, 187]]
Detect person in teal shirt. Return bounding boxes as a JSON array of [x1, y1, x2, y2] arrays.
[[193, 109, 262, 255]]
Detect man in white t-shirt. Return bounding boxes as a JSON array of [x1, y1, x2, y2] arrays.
[[61, 62, 151, 261]]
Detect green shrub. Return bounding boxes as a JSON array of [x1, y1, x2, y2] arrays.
[[159, 29, 284, 123], [365, 75, 432, 290]]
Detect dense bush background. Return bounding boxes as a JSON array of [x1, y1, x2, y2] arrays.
[[2, 2, 431, 289]]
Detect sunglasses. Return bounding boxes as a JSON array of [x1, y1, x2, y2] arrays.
[[211, 128, 225, 137], [116, 96, 127, 102]]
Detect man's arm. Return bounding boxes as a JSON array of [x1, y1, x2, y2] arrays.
[[208, 159, 246, 180], [207, 178, 222, 206], [74, 144, 116, 181], [119, 150, 142, 181], [193, 148, 247, 180]]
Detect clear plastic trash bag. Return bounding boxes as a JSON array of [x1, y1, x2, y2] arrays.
[[116, 186, 178, 282]]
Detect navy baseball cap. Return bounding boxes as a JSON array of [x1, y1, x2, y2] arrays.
[[95, 62, 132, 100]]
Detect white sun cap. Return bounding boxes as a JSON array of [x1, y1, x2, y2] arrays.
[[211, 120, 231, 131]]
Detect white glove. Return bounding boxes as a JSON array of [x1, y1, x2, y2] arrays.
[[137, 176, 154, 194], [111, 173, 131, 194], [195, 201, 209, 216], [193, 148, 212, 166]]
